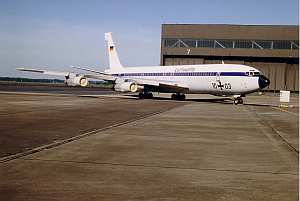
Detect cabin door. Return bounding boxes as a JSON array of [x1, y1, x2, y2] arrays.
[[215, 72, 224, 91]]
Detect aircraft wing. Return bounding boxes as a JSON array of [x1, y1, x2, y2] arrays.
[[17, 67, 116, 81], [17, 68, 70, 77], [72, 66, 189, 92]]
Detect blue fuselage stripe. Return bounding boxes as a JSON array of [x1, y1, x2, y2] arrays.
[[111, 72, 250, 77]]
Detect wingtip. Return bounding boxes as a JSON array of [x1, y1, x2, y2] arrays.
[[71, 65, 80, 70]]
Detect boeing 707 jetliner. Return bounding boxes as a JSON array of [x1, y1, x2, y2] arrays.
[[18, 32, 270, 104]]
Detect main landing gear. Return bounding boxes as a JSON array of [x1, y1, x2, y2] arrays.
[[138, 92, 153, 99], [171, 93, 186, 101], [233, 97, 243, 105]]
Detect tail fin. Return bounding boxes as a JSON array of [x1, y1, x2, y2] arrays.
[[105, 32, 124, 72]]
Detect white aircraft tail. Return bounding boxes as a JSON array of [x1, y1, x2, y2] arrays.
[[105, 32, 124, 72]]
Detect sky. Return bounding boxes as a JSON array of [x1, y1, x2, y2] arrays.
[[0, 0, 299, 77]]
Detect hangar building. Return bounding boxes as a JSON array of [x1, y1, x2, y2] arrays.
[[160, 24, 299, 91]]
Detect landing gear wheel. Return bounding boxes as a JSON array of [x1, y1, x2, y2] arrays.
[[179, 94, 186, 100], [139, 92, 144, 99], [234, 97, 243, 105], [238, 98, 243, 104], [146, 93, 153, 99], [139, 92, 153, 99], [171, 93, 186, 101]]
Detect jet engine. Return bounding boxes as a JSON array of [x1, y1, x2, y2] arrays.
[[65, 74, 89, 87], [114, 79, 141, 92]]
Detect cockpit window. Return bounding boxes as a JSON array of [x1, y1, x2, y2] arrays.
[[247, 72, 260, 76]]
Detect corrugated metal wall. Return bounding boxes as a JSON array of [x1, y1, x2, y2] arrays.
[[164, 57, 299, 91], [165, 58, 204, 65], [285, 64, 299, 91]]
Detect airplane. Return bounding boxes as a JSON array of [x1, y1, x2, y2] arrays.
[[17, 32, 270, 104]]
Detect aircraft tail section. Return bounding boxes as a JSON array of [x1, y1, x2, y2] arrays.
[[105, 32, 123, 72]]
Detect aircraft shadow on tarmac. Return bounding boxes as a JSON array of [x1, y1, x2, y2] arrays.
[[128, 94, 233, 104], [125, 94, 274, 107], [79, 94, 274, 107]]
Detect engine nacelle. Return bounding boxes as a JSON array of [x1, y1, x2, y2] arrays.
[[65, 74, 89, 87], [114, 80, 140, 92]]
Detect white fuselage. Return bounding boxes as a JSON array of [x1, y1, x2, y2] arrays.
[[108, 64, 261, 95]]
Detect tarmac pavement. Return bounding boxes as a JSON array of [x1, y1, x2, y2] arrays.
[[0, 93, 298, 201]]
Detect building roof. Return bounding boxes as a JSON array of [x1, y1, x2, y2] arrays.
[[161, 24, 299, 40]]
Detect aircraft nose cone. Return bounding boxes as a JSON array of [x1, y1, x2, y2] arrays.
[[258, 75, 270, 89]]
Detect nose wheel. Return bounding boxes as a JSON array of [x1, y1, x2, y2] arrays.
[[233, 97, 243, 105]]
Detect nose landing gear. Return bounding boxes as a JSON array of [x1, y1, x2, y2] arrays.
[[233, 97, 243, 105]]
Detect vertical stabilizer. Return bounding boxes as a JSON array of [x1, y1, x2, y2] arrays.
[[105, 32, 123, 72]]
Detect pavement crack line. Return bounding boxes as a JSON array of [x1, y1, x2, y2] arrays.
[[272, 106, 299, 116], [245, 105, 298, 156], [0, 104, 186, 163], [18, 158, 298, 176]]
